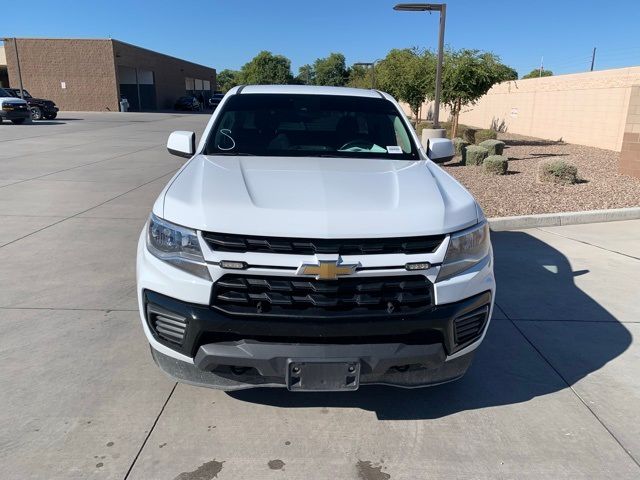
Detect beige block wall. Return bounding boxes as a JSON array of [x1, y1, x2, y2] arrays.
[[620, 86, 640, 178], [400, 66, 640, 151]]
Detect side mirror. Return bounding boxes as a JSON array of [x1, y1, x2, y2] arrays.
[[167, 131, 195, 158], [427, 138, 454, 164]]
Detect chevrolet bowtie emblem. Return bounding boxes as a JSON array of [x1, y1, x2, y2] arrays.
[[297, 259, 359, 280]]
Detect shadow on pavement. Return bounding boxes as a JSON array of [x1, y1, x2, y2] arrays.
[[229, 231, 632, 420]]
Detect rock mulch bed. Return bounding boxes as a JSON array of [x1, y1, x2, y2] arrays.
[[442, 133, 640, 217]]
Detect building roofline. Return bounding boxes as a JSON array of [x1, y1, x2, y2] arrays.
[[2, 37, 215, 73], [111, 39, 215, 72]]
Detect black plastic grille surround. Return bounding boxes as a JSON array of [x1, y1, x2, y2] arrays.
[[147, 304, 188, 345], [453, 306, 489, 346], [144, 289, 492, 357], [201, 231, 444, 255], [211, 274, 433, 318]]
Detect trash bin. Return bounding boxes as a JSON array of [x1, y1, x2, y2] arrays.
[[119, 98, 129, 112]]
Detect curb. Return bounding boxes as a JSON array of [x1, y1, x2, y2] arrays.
[[488, 207, 640, 231]]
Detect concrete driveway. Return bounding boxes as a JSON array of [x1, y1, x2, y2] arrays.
[[1, 113, 638, 479]]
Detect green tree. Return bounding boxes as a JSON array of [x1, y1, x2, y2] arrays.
[[239, 51, 293, 85], [296, 64, 315, 85], [216, 69, 240, 93], [522, 68, 553, 79], [441, 49, 516, 137], [347, 64, 374, 89], [313, 53, 348, 86], [376, 48, 436, 124]]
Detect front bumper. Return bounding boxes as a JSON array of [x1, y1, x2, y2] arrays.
[[39, 104, 59, 114], [144, 288, 491, 390], [0, 109, 30, 120], [152, 343, 475, 390]]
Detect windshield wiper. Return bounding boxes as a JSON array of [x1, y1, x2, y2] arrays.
[[208, 152, 256, 156]]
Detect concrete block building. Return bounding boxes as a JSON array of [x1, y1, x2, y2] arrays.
[[1, 38, 216, 112]]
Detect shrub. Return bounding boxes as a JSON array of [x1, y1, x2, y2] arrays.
[[538, 160, 579, 185], [475, 129, 498, 144], [453, 137, 470, 156], [483, 155, 508, 175], [441, 122, 474, 142], [462, 127, 477, 144], [479, 139, 505, 156], [463, 145, 488, 166]]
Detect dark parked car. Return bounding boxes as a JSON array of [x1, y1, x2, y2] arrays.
[[6, 88, 58, 120], [174, 96, 202, 111], [208, 92, 225, 109]]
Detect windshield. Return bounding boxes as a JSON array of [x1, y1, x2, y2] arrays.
[[204, 93, 419, 159], [7, 89, 31, 98], [0, 88, 11, 97]]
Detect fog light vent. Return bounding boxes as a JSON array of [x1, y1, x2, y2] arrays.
[[454, 306, 489, 346], [147, 304, 187, 345]]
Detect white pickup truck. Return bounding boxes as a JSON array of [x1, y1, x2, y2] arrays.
[[136, 85, 495, 392], [0, 87, 30, 125]]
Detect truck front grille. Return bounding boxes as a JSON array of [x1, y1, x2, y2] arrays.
[[211, 274, 433, 318], [201, 231, 444, 255]]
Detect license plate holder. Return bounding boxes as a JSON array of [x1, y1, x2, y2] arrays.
[[287, 360, 360, 392]]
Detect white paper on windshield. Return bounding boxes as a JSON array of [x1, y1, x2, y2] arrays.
[[386, 146, 403, 154]]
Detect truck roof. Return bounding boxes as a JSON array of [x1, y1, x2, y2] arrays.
[[229, 84, 389, 99]]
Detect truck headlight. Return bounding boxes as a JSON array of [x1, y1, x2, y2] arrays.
[[437, 221, 490, 281], [146, 214, 211, 280]]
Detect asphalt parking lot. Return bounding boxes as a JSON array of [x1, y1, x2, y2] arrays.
[[1, 112, 639, 480]]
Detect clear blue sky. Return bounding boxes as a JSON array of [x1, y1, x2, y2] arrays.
[[4, 0, 639, 77]]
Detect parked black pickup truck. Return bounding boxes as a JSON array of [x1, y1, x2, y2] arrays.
[[6, 88, 59, 120]]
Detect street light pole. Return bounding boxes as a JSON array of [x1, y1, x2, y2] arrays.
[[372, 63, 376, 89], [4, 38, 25, 99], [394, 3, 447, 128], [433, 4, 446, 128]]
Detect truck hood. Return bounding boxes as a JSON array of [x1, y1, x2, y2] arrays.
[[0, 97, 28, 105], [160, 155, 479, 238]]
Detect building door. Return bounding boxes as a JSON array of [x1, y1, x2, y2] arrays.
[[118, 66, 139, 111], [118, 66, 156, 111], [137, 69, 156, 110]]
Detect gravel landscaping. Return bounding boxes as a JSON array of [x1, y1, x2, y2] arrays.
[[443, 132, 640, 217]]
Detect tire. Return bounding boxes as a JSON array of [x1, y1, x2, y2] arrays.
[[0, 116, 3, 125], [44, 112, 57, 120], [30, 106, 42, 120], [11, 118, 26, 125]]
